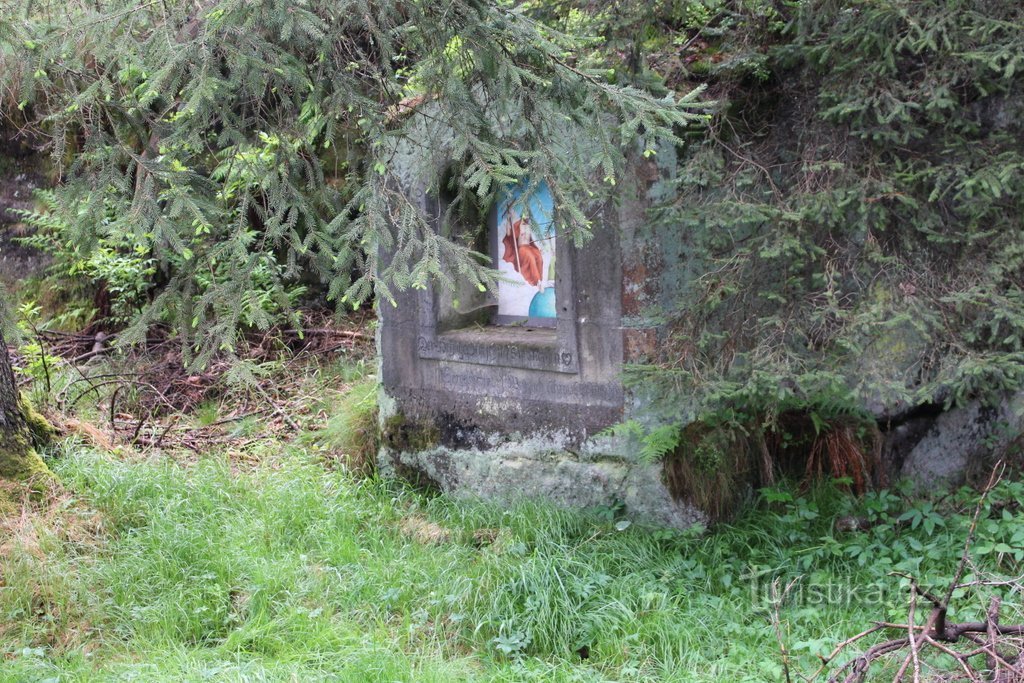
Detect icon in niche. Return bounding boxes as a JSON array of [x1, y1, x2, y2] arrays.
[[497, 180, 556, 320]]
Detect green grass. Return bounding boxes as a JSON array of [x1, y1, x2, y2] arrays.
[[1, 444, 1022, 682], [300, 377, 379, 475]]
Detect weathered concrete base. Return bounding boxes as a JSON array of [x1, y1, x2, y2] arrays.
[[378, 434, 705, 530]]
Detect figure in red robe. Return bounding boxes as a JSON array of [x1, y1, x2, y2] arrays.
[[502, 214, 545, 289]]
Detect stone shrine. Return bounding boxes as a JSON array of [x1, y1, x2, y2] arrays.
[[376, 130, 702, 528]]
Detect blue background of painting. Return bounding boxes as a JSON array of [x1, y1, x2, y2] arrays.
[[499, 181, 554, 240]]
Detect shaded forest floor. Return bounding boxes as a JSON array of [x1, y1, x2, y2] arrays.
[[2, 347, 1023, 681]]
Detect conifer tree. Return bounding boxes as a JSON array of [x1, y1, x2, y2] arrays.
[[0, 0, 705, 366]]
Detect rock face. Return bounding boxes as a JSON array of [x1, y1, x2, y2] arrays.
[[379, 432, 703, 530], [899, 394, 1024, 489]]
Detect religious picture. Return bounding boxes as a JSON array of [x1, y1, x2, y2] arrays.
[[496, 180, 556, 320]]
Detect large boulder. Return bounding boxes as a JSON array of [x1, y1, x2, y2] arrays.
[[899, 393, 1024, 488]]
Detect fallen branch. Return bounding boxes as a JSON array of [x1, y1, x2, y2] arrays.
[[816, 461, 1024, 683], [283, 328, 370, 339]]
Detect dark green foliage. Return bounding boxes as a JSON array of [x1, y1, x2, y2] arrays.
[[14, 188, 307, 330], [662, 421, 753, 520], [630, 0, 1024, 435], [0, 0, 704, 365]]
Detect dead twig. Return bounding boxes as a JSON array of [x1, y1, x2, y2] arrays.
[[817, 461, 1023, 682], [252, 382, 301, 432]]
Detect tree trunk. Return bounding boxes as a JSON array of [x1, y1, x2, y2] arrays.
[[0, 326, 50, 484]]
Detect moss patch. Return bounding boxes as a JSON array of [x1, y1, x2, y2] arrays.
[[380, 413, 446, 494], [22, 397, 55, 448], [0, 397, 55, 497], [381, 413, 440, 453], [0, 426, 53, 495]]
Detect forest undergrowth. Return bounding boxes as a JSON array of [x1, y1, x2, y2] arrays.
[[1, 345, 1023, 682]]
